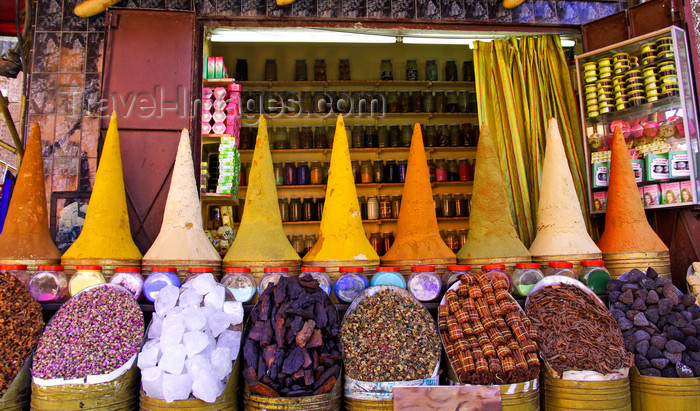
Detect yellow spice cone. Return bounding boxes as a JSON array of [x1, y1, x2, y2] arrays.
[[382, 124, 455, 263], [529, 118, 601, 256], [598, 126, 668, 253], [0, 122, 61, 263], [224, 117, 299, 263], [144, 129, 221, 264], [303, 116, 379, 263], [62, 112, 142, 261], [456, 123, 530, 261]]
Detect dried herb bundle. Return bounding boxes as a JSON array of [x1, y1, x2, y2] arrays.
[[527, 283, 633, 375], [341, 289, 440, 382], [440, 272, 540, 385], [243, 275, 341, 397]]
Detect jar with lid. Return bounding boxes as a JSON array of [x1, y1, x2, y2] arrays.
[[271, 162, 283, 186], [399, 91, 411, 112], [389, 125, 401, 147], [390, 195, 401, 218], [458, 91, 468, 113], [382, 231, 395, 251], [184, 266, 215, 283], [235, 58, 248, 80], [110, 266, 144, 300], [279, 198, 290, 222], [316, 197, 325, 220], [296, 161, 309, 185], [264, 59, 277, 81], [69, 265, 106, 297], [423, 91, 435, 113], [351, 125, 365, 148], [433, 193, 442, 217], [288, 126, 301, 149], [512, 263, 544, 297], [291, 235, 305, 256], [270, 92, 286, 114], [577, 260, 611, 294], [369, 232, 383, 255], [458, 158, 471, 181], [449, 125, 463, 147], [360, 91, 373, 113], [312, 91, 327, 114], [410, 91, 423, 112], [373, 159, 385, 183], [259, 267, 289, 294], [239, 127, 252, 149], [314, 58, 327, 81], [445, 60, 458, 81], [301, 91, 313, 113], [300, 126, 314, 149], [425, 59, 438, 81], [424, 125, 437, 147], [445, 230, 459, 252], [442, 193, 455, 217], [286, 92, 301, 114], [310, 161, 323, 185], [322, 161, 330, 183], [408, 266, 442, 301], [458, 229, 468, 248], [379, 195, 392, 219], [384, 160, 398, 183], [427, 158, 436, 182], [365, 126, 378, 148], [406, 59, 418, 81], [142, 267, 180, 303], [446, 91, 458, 112], [443, 264, 472, 289], [221, 267, 256, 303], [482, 264, 512, 290], [295, 59, 307, 81], [372, 266, 406, 288], [437, 125, 449, 147], [360, 160, 373, 183], [447, 159, 459, 181], [367, 195, 380, 220], [358, 196, 368, 220], [302, 197, 316, 221], [0, 264, 30, 286], [338, 58, 351, 80], [454, 193, 468, 217], [350, 160, 360, 183], [387, 91, 400, 113], [544, 261, 577, 279], [377, 125, 389, 148], [380, 59, 393, 80], [334, 267, 368, 303], [398, 160, 407, 183], [467, 91, 478, 113], [435, 158, 447, 182], [274, 127, 289, 149], [289, 197, 302, 222], [463, 60, 475, 81], [314, 126, 327, 149], [434, 91, 446, 113], [401, 125, 413, 147], [301, 266, 331, 295], [304, 235, 317, 253]]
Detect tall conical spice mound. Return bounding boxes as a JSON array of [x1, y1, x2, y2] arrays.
[[224, 117, 300, 266], [529, 118, 601, 260], [303, 116, 379, 265], [144, 129, 221, 266], [456, 123, 530, 265], [598, 126, 668, 253], [382, 124, 455, 266], [0, 122, 61, 267], [62, 112, 142, 272]]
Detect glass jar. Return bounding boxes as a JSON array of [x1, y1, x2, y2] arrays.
[[288, 126, 301, 149], [293, 235, 306, 257], [300, 126, 314, 150], [314, 58, 327, 81], [302, 197, 316, 221], [423, 91, 435, 113], [427, 158, 436, 182], [399, 91, 411, 113], [296, 161, 309, 185], [304, 235, 317, 254], [110, 266, 144, 300], [0, 264, 30, 286], [273, 162, 284, 186], [458, 91, 468, 113], [458, 229, 469, 248], [445, 60, 458, 81], [447, 159, 459, 181], [221, 267, 256, 303], [444, 264, 472, 289], [467, 91, 478, 113], [358, 196, 368, 220], [390, 195, 401, 218], [410, 90, 423, 112], [301, 266, 331, 295], [351, 125, 365, 148], [295, 59, 307, 81], [236, 58, 248, 81], [463, 60, 475, 81], [446, 91, 458, 112], [433, 193, 442, 217], [482, 264, 512, 290], [279, 198, 290, 222], [367, 195, 380, 220], [301, 91, 313, 113], [577, 260, 611, 294], [398, 160, 407, 183], [373, 160, 385, 183], [314, 126, 327, 149], [284, 162, 296, 185], [338, 58, 351, 80], [379, 195, 392, 219], [350, 160, 361, 183], [369, 232, 383, 255], [435, 158, 447, 182], [426, 59, 438, 81], [316, 197, 325, 220], [442, 194, 455, 217], [512, 263, 544, 297], [258, 267, 289, 294], [310, 161, 323, 185], [365, 126, 378, 148], [380, 59, 393, 80], [458, 158, 471, 181], [29, 265, 68, 302], [274, 127, 289, 149], [322, 161, 330, 183], [449, 125, 463, 147], [312, 91, 327, 114], [389, 125, 401, 147], [454, 193, 468, 217], [289, 197, 302, 222], [434, 91, 446, 113], [264, 59, 277, 81], [185, 266, 215, 283], [406, 59, 418, 81], [374, 126, 388, 149], [360, 160, 373, 183], [382, 231, 394, 253], [69, 265, 106, 297], [408, 266, 442, 301], [143, 267, 180, 303], [334, 267, 368, 303], [424, 125, 437, 147], [544, 261, 577, 279], [401, 125, 413, 147], [445, 230, 459, 252], [371, 266, 406, 288], [387, 91, 400, 113], [286, 92, 300, 114], [384, 160, 398, 183], [436, 124, 448, 147]]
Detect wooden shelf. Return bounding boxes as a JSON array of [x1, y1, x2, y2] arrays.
[[231, 216, 469, 226], [232, 146, 477, 154], [235, 80, 476, 89], [200, 192, 238, 205], [236, 181, 472, 190], [203, 78, 235, 87], [240, 112, 478, 119]]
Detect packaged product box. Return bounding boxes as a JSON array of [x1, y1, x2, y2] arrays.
[[643, 184, 660, 206], [593, 191, 607, 212], [645, 153, 669, 181], [680, 180, 695, 203], [630, 159, 644, 183], [215, 57, 224, 79], [203, 55, 208, 79], [638, 186, 645, 207], [202, 122, 211, 134], [660, 182, 681, 204], [669, 150, 691, 178], [207, 57, 216, 79], [592, 161, 609, 188]]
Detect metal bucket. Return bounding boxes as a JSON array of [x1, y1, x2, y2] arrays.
[[446, 363, 539, 410], [142, 259, 223, 282], [532, 252, 603, 271], [630, 367, 700, 411], [243, 377, 342, 410], [344, 397, 393, 410], [61, 258, 141, 281], [602, 251, 671, 279], [542, 368, 631, 410]]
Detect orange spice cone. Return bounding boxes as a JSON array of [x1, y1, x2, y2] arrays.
[[303, 116, 379, 264], [529, 118, 601, 257], [62, 112, 142, 264], [597, 126, 668, 253], [456, 123, 530, 263], [224, 117, 299, 264], [144, 129, 221, 265], [0, 122, 61, 265], [382, 124, 455, 264]]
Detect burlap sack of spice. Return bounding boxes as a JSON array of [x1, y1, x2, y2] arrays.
[[0, 356, 32, 409], [687, 262, 700, 305]]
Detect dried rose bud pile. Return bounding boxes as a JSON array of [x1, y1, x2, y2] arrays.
[[32, 285, 144, 379], [341, 289, 440, 382], [526, 283, 633, 375], [440, 272, 540, 385], [243, 275, 341, 397], [0, 272, 43, 395]]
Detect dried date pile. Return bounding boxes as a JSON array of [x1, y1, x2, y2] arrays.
[[609, 268, 700, 377], [341, 289, 440, 382], [0, 272, 44, 395], [440, 272, 540, 385], [526, 283, 633, 375], [243, 275, 341, 397]]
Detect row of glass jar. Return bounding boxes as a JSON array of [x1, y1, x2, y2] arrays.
[[510, 260, 611, 297], [241, 89, 478, 115]]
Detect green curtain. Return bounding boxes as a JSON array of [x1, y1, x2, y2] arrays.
[[474, 34, 588, 247]]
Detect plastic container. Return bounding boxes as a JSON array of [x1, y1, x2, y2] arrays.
[[481, 264, 512, 291], [407, 266, 442, 302], [333, 267, 368, 303], [443, 265, 471, 289], [301, 266, 332, 295], [258, 267, 289, 295], [511, 262, 544, 297], [0, 264, 31, 286], [68, 265, 106, 297], [29, 265, 68, 302], [143, 267, 181, 302], [370, 266, 406, 288], [577, 260, 611, 294], [544, 261, 577, 279], [221, 267, 256, 303], [109, 266, 144, 300]]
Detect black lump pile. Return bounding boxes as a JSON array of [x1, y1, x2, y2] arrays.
[[608, 268, 700, 377]]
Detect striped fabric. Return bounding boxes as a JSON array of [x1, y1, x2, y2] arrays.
[[474, 35, 589, 247]]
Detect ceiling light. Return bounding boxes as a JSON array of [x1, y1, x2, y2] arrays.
[[561, 39, 576, 47], [210, 28, 395, 44]]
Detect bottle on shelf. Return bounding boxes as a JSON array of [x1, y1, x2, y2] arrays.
[[310, 161, 323, 185], [300, 126, 314, 150], [380, 59, 393, 80], [385, 159, 398, 183], [367, 195, 380, 220], [338, 58, 351, 80], [373, 159, 385, 183], [284, 161, 296, 185], [264, 58, 277, 81], [426, 59, 438, 81], [358, 196, 368, 220], [296, 161, 309, 185], [382, 232, 395, 253], [445, 60, 458, 81], [288, 126, 301, 149], [369, 232, 383, 255], [406, 59, 418, 81], [314, 126, 327, 149], [295, 59, 307, 81], [279, 198, 290, 222], [290, 197, 302, 222], [360, 160, 373, 183], [302, 197, 316, 221], [391, 195, 401, 218], [273, 162, 284, 186], [447, 158, 459, 181], [314, 58, 327, 81], [435, 158, 447, 182], [379, 195, 392, 219], [435, 91, 446, 113]]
